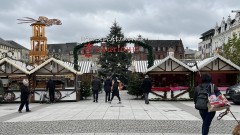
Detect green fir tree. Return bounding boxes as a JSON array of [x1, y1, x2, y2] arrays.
[[127, 73, 143, 99], [98, 21, 132, 83], [80, 80, 92, 99]]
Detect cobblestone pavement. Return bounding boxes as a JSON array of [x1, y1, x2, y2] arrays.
[[0, 120, 236, 135], [0, 91, 238, 135]]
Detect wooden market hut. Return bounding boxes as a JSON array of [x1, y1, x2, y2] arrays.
[[0, 57, 34, 102], [192, 54, 240, 94], [134, 55, 194, 99], [29, 57, 82, 102]]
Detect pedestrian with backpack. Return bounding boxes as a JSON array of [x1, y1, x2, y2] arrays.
[[194, 74, 221, 135]]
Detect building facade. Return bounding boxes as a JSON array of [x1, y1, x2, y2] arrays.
[[134, 39, 185, 60], [6, 40, 29, 62], [197, 10, 240, 59], [47, 42, 77, 62], [0, 38, 29, 62], [184, 47, 197, 59], [196, 29, 215, 59]]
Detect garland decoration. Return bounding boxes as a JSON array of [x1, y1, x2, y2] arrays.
[[73, 38, 153, 71]]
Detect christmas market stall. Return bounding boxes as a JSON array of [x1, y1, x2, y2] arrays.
[[135, 55, 194, 100], [0, 57, 33, 102], [29, 57, 82, 102], [192, 54, 240, 95], [76, 60, 100, 99]]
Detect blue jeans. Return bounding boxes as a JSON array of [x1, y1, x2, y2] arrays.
[[199, 110, 216, 135], [92, 90, 98, 102], [144, 93, 149, 104]]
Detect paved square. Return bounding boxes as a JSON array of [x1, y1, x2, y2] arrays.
[[0, 91, 238, 134]]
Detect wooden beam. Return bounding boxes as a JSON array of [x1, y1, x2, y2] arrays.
[[172, 65, 181, 71], [199, 70, 240, 73], [157, 66, 165, 71], [148, 71, 192, 74], [150, 91, 165, 99]]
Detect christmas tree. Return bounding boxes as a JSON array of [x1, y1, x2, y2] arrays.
[[127, 73, 143, 99], [98, 21, 132, 84]]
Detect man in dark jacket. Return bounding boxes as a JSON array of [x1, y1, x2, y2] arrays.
[[46, 78, 55, 104], [104, 76, 112, 102], [91, 76, 101, 103], [142, 75, 152, 104], [18, 79, 31, 113]]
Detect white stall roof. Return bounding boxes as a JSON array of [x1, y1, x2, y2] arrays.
[[0, 57, 33, 74], [192, 55, 240, 71], [63, 61, 95, 74], [29, 57, 82, 75], [134, 59, 162, 73], [146, 55, 194, 72]]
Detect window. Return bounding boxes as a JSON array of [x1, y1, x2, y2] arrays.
[[155, 47, 158, 51], [58, 49, 61, 53], [53, 49, 55, 53], [199, 46, 202, 51]]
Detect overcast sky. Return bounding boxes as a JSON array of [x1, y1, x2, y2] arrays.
[[0, 0, 239, 50]]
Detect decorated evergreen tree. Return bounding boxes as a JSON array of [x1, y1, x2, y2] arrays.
[[80, 80, 92, 99], [98, 21, 132, 83], [223, 33, 240, 66]]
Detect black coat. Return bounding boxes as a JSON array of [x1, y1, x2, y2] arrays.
[[92, 78, 101, 91], [112, 81, 119, 96], [104, 79, 112, 92], [46, 79, 55, 92], [20, 84, 30, 101], [142, 78, 152, 93], [194, 83, 221, 104]]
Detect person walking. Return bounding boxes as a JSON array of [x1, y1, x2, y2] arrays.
[[91, 76, 101, 103], [104, 76, 112, 102], [142, 75, 152, 104], [18, 79, 31, 113], [194, 74, 221, 135], [46, 78, 55, 104], [110, 78, 121, 104]]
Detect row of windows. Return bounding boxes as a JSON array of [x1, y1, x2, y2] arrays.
[[198, 43, 211, 51], [154, 46, 181, 52], [0, 45, 15, 51]]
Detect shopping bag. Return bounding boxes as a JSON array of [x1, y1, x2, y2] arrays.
[[208, 84, 230, 112]]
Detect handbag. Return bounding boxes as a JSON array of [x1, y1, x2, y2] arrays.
[[207, 84, 230, 112]]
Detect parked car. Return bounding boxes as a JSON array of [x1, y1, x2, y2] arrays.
[[226, 83, 240, 105]]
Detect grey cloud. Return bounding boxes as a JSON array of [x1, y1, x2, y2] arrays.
[[0, 0, 239, 50]]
